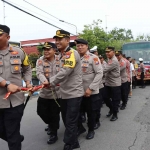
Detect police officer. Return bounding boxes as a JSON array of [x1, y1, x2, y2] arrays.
[[103, 46, 121, 121], [75, 39, 103, 139], [126, 57, 132, 96], [90, 47, 104, 129], [49, 30, 84, 150], [36, 42, 61, 144], [90, 46, 98, 56], [0, 25, 32, 150], [139, 58, 145, 88], [99, 55, 107, 104], [132, 59, 138, 89], [115, 51, 128, 110]]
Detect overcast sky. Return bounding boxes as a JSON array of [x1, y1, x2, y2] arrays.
[[0, 0, 150, 41]]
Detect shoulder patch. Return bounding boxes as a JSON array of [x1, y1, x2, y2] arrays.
[[93, 57, 99, 65], [120, 62, 124, 67], [38, 59, 43, 65], [65, 51, 72, 59]]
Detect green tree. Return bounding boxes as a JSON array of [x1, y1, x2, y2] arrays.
[[79, 20, 134, 54], [136, 34, 150, 41], [37, 43, 43, 56], [79, 19, 111, 55], [28, 53, 39, 68], [110, 27, 133, 40]]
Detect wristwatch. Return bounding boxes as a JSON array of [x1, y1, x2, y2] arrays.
[[5, 81, 11, 87]]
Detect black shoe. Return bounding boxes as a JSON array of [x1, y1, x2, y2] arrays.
[[72, 141, 80, 149], [110, 115, 118, 121], [120, 105, 126, 110], [86, 131, 95, 140], [47, 127, 51, 135], [63, 144, 73, 150], [47, 134, 58, 144], [45, 125, 49, 131], [20, 135, 24, 142], [139, 86, 145, 88], [81, 115, 86, 123], [106, 111, 113, 117], [77, 126, 86, 136], [94, 122, 101, 130]]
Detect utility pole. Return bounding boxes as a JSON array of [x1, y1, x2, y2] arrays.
[[3, 1, 5, 24]]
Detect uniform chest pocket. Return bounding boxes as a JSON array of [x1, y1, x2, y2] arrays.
[[10, 59, 22, 74], [82, 63, 89, 68], [0, 61, 3, 74], [82, 63, 89, 72], [43, 66, 51, 78]]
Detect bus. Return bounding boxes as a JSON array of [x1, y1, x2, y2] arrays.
[[9, 41, 21, 47], [122, 41, 150, 80]]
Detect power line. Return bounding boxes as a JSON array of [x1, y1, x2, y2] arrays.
[[1, 0, 75, 35], [23, 0, 78, 34], [23, 0, 61, 21], [6, 0, 77, 32]]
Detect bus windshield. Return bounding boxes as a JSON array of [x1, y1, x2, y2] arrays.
[[122, 42, 150, 62]]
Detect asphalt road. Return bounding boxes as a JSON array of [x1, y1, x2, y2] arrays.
[[1, 86, 150, 150]]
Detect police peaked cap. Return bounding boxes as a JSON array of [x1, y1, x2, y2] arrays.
[[105, 46, 115, 52], [53, 30, 70, 38], [0, 24, 10, 34], [90, 46, 98, 53], [99, 55, 103, 58], [115, 50, 122, 55], [43, 42, 56, 49], [74, 39, 88, 45], [139, 58, 143, 61]]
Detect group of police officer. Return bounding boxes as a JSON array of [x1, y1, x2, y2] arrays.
[[0, 24, 143, 150]]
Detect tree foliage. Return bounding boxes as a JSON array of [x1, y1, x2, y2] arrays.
[[79, 19, 110, 54], [37, 43, 43, 57], [79, 20, 134, 54], [136, 34, 150, 41], [28, 53, 39, 68], [109, 27, 133, 41]]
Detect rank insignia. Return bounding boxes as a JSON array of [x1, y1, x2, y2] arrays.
[[84, 54, 90, 61], [44, 62, 49, 66], [14, 66, 19, 71], [45, 69, 49, 72], [11, 51, 18, 55], [14, 60, 19, 63], [82, 63, 88, 68]]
